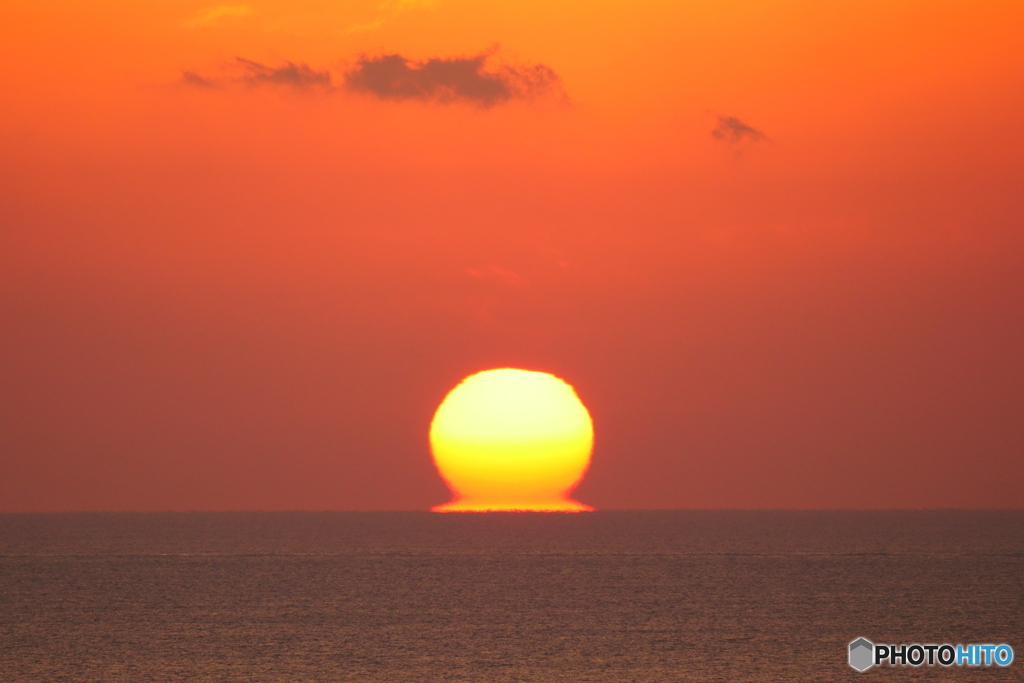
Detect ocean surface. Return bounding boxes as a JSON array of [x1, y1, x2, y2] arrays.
[[1, 511, 1021, 682]]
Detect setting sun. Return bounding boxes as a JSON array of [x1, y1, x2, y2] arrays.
[[430, 368, 593, 512]]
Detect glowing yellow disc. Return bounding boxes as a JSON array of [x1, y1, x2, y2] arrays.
[[430, 368, 594, 512]]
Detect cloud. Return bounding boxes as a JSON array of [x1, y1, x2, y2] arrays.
[[181, 58, 331, 90], [466, 266, 527, 289], [234, 58, 331, 88], [182, 5, 253, 28], [343, 51, 561, 106], [711, 115, 767, 143], [180, 69, 220, 88], [343, 0, 435, 35], [180, 50, 560, 105]]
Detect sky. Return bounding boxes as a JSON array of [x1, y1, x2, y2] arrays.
[[1, 0, 1022, 511]]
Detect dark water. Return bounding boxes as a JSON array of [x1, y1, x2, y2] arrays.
[[1, 511, 1021, 682]]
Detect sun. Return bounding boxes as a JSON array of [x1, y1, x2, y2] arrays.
[[430, 368, 594, 512]]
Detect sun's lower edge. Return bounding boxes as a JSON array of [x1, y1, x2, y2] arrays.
[[431, 499, 594, 512]]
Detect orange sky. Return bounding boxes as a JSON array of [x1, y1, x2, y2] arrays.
[[1, 0, 1022, 510]]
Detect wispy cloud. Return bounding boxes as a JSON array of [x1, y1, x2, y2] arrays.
[[234, 58, 331, 87], [466, 266, 528, 289], [181, 69, 220, 88], [182, 4, 253, 28], [343, 51, 560, 106], [182, 0, 432, 35], [180, 57, 331, 90], [711, 115, 767, 143], [343, 0, 435, 35], [181, 50, 562, 106]]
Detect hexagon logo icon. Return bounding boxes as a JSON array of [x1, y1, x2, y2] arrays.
[[849, 638, 874, 671]]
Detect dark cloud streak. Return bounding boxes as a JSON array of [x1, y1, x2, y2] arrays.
[[343, 52, 560, 106], [234, 58, 331, 88], [180, 69, 219, 88], [180, 58, 331, 90], [180, 51, 561, 106], [711, 115, 767, 143]]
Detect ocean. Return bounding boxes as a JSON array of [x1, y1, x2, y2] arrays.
[[1, 511, 1021, 682]]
